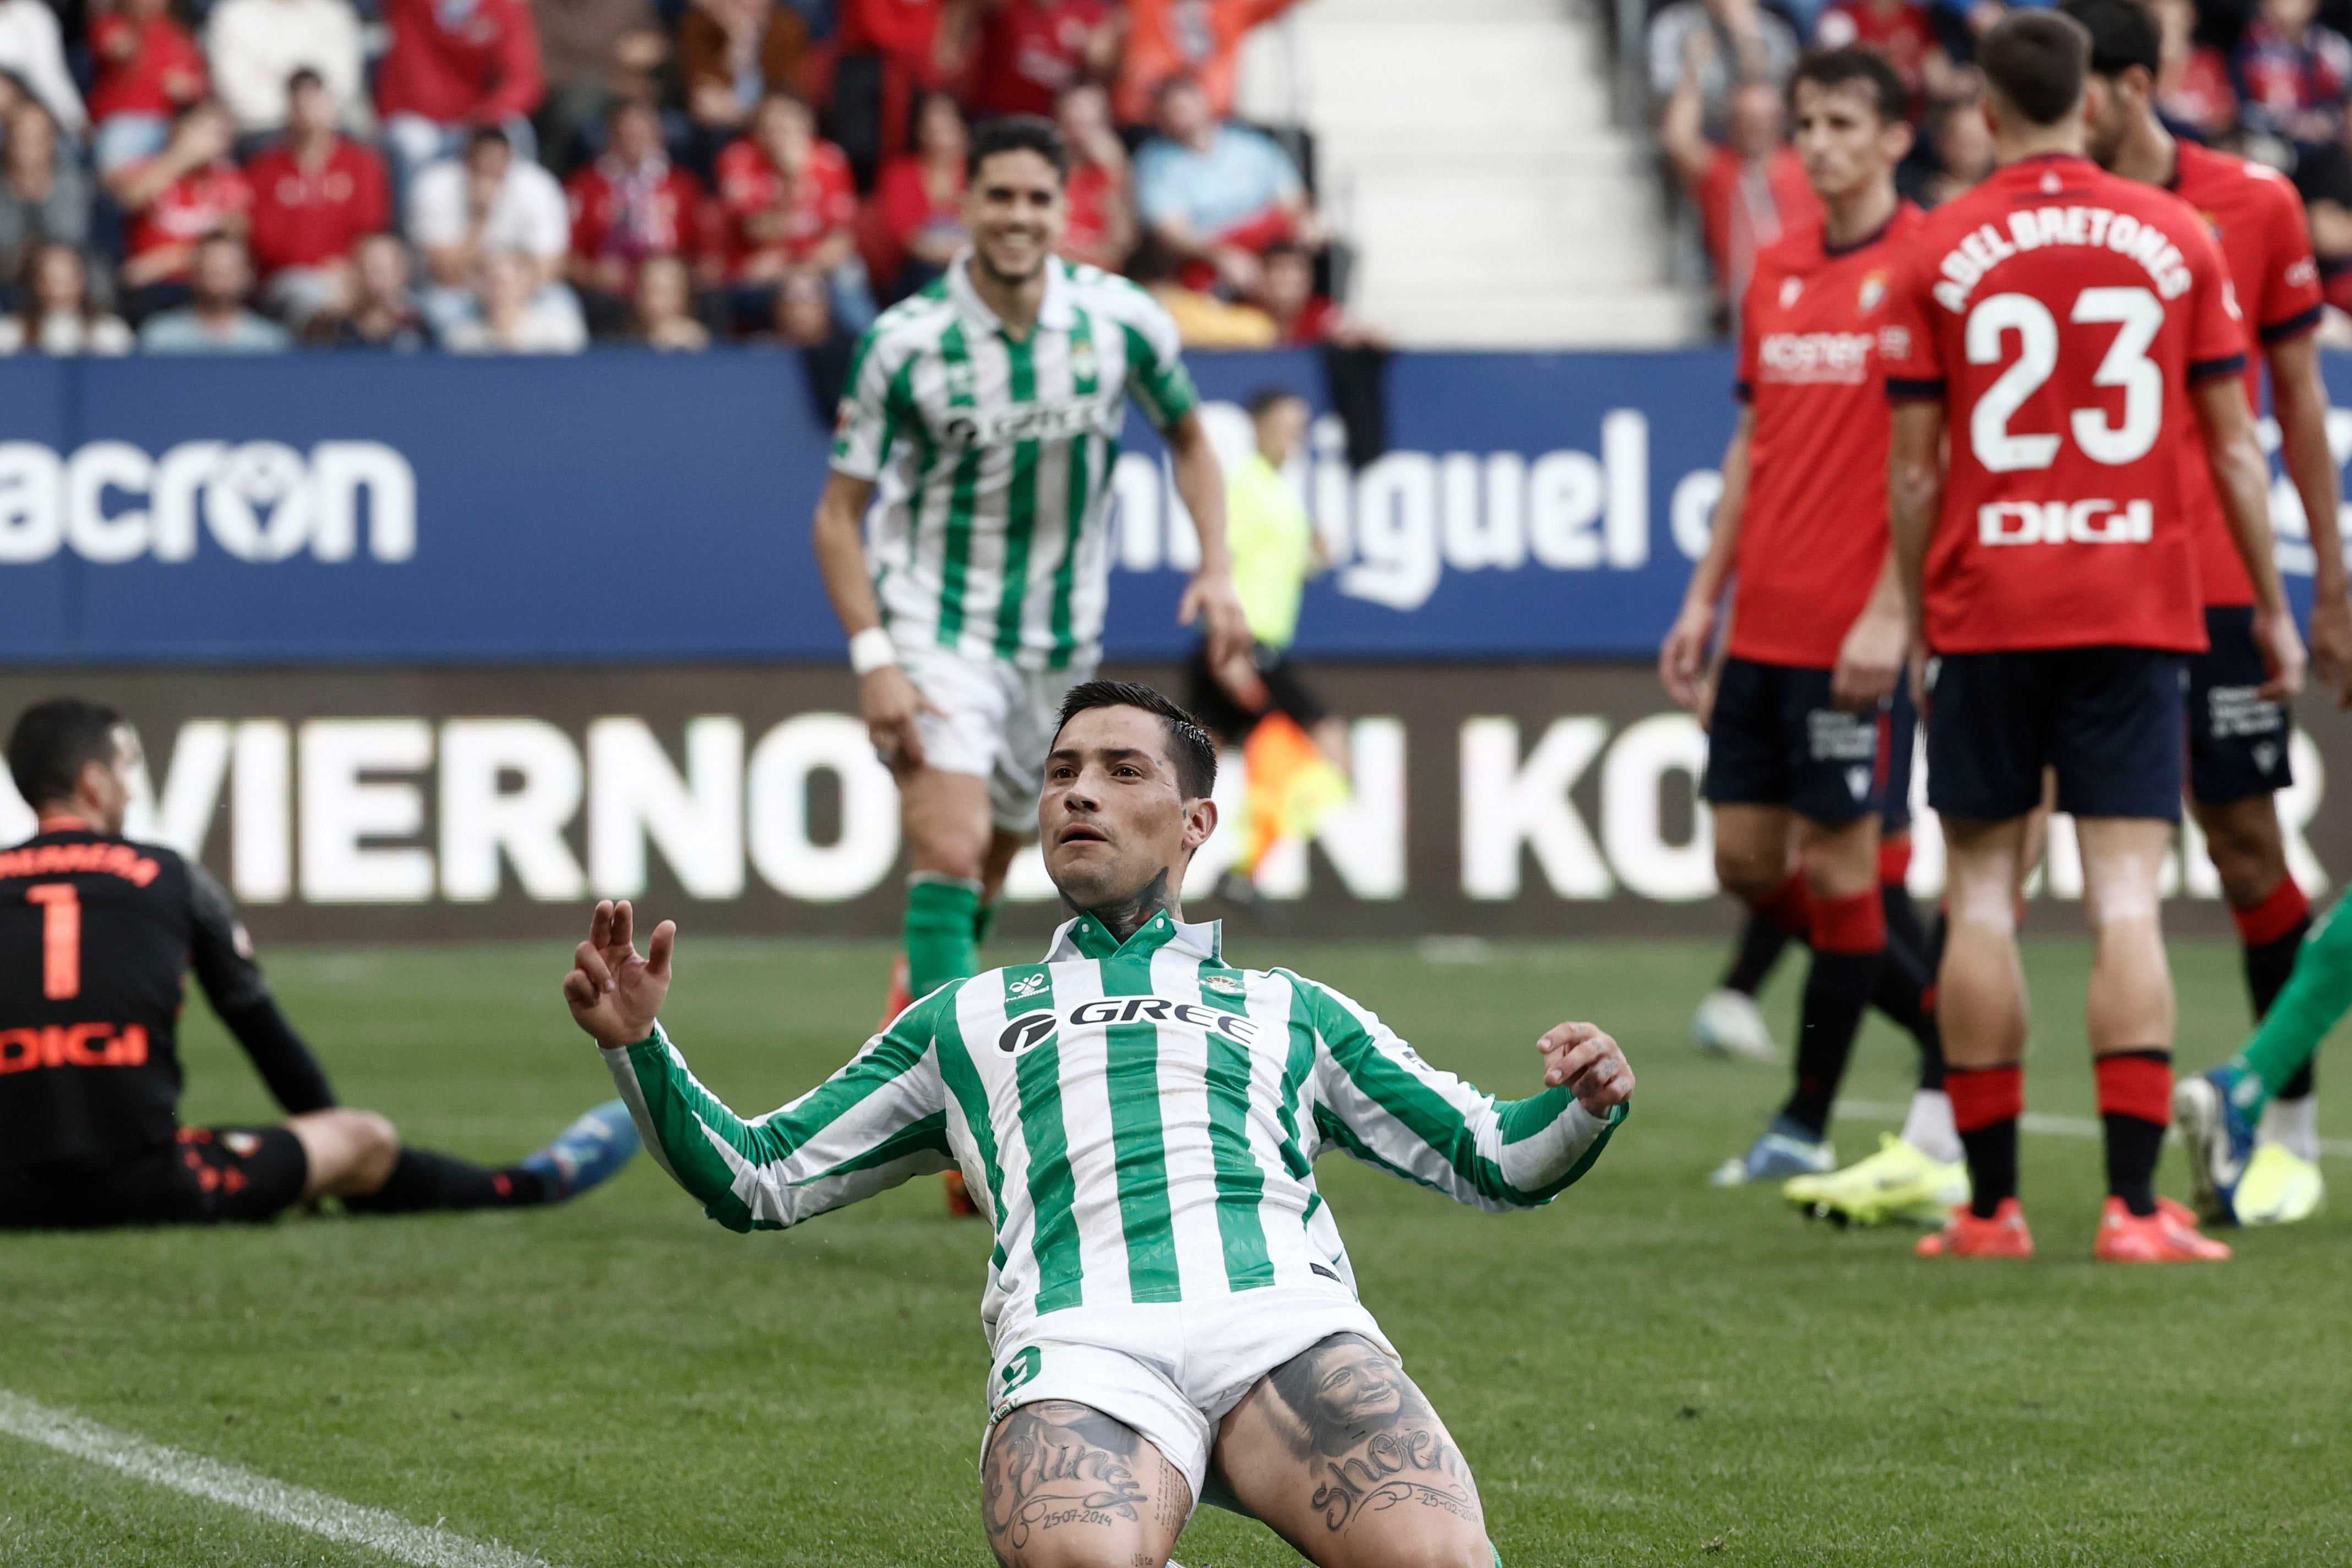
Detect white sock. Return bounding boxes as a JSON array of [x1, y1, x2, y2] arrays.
[[2260, 1096, 2321, 1163], [1903, 1089, 1962, 1165]]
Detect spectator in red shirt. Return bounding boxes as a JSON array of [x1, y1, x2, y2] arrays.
[[1260, 238, 1385, 347], [715, 90, 875, 331], [567, 97, 716, 335], [1661, 34, 1819, 314], [1054, 81, 1133, 272], [971, 0, 1115, 119], [376, 0, 546, 204], [245, 69, 389, 326], [89, 0, 211, 177], [1113, 0, 1303, 128], [678, 0, 808, 151], [2152, 0, 2235, 140], [872, 92, 967, 298], [1810, 0, 1950, 110], [112, 99, 254, 315], [831, 0, 972, 188]]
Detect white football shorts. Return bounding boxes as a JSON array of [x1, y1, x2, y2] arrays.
[[899, 640, 1099, 833], [980, 1286, 1397, 1512]]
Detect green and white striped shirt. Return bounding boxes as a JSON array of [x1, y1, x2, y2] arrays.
[[829, 254, 1199, 671], [604, 914, 1626, 1347]]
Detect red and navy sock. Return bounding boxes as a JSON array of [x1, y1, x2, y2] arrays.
[[2095, 1049, 2172, 1218], [1948, 1064, 2023, 1218], [1722, 907, 1795, 997], [2235, 879, 2315, 1097], [1779, 890, 1884, 1139], [340, 1148, 549, 1213]]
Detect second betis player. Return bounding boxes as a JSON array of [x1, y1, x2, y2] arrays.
[[2066, 0, 2352, 1225], [1662, 46, 1961, 1220]]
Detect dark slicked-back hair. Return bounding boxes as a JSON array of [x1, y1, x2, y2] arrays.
[[1788, 46, 1909, 127], [2058, 0, 2161, 78], [1979, 10, 2091, 126], [968, 113, 1070, 185], [1054, 680, 1217, 800], [8, 697, 122, 810]]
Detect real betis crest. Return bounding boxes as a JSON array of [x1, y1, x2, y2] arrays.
[[1200, 972, 1245, 997], [1070, 337, 1099, 384]]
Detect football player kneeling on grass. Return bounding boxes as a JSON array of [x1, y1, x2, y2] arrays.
[[565, 680, 1634, 1568]]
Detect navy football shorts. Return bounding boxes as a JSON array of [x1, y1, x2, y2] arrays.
[[2186, 606, 2294, 806], [1925, 645, 2186, 823], [1704, 656, 1917, 827]]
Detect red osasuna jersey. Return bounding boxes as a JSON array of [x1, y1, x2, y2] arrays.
[[2168, 139, 2324, 607], [1881, 153, 2247, 654], [1729, 202, 1924, 668]]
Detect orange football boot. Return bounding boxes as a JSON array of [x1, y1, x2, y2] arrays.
[[1915, 1198, 2035, 1259], [2093, 1196, 2231, 1262]]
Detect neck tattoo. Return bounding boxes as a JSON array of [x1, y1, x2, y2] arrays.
[[1074, 869, 1175, 944]]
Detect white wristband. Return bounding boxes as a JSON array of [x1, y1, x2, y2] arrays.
[[848, 627, 899, 676]]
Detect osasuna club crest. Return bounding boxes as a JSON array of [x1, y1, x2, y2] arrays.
[[996, 998, 1261, 1055]]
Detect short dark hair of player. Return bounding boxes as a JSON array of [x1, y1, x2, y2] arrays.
[[968, 114, 1069, 186], [1787, 45, 1909, 127], [286, 66, 324, 95], [7, 697, 122, 812], [1055, 680, 1218, 801], [1248, 384, 1305, 418], [2057, 0, 2161, 78], [1977, 10, 2092, 126]]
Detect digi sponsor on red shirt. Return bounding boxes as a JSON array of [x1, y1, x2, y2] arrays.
[[1880, 154, 2248, 655], [1729, 204, 1924, 669], [2164, 141, 2324, 609]]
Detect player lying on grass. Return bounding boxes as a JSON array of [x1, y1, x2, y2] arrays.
[[564, 680, 1634, 1568], [2176, 888, 2352, 1225], [0, 698, 639, 1230]]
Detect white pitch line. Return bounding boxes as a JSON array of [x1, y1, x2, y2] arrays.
[[0, 1389, 560, 1568], [1837, 1099, 2352, 1159]]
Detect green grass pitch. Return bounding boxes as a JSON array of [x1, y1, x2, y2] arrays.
[[3, 933, 2348, 1566]]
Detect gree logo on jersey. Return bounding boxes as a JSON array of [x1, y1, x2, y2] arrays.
[[1756, 332, 1874, 384], [1930, 208, 2194, 313], [939, 397, 1113, 449], [0, 1022, 150, 1074], [1977, 499, 2154, 545], [997, 998, 1262, 1054]]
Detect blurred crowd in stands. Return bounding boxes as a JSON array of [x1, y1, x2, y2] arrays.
[[0, 0, 1374, 369], [1649, 0, 2352, 333]]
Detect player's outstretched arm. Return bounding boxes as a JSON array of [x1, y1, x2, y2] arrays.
[[1295, 977, 1631, 1213], [2193, 375, 2307, 701], [565, 900, 956, 1233]]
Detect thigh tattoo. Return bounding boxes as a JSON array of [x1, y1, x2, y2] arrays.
[[983, 1400, 1153, 1557], [1263, 1334, 1482, 1534]]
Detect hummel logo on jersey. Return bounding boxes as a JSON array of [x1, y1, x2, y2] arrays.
[[1008, 972, 1048, 998], [1977, 499, 2153, 546]]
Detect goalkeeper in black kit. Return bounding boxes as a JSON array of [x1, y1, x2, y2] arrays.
[[0, 697, 638, 1229]]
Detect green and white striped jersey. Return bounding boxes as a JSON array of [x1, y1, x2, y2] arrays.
[[829, 254, 1199, 672], [603, 913, 1627, 1347]]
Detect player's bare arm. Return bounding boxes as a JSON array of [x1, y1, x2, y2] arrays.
[[2268, 330, 2352, 705], [1662, 411, 1752, 714], [1885, 400, 1945, 706], [2191, 374, 2307, 700], [1832, 553, 1909, 713], [1166, 409, 1252, 671], [812, 470, 939, 771]]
